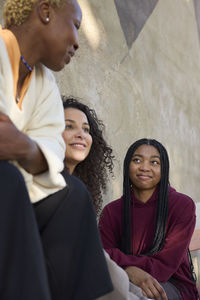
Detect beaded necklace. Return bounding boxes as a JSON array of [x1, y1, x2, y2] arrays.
[[20, 55, 33, 72]]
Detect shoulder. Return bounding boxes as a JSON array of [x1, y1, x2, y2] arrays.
[[99, 198, 123, 233], [0, 35, 6, 53], [63, 171, 93, 203], [33, 64, 63, 110], [61, 172, 97, 216], [168, 186, 196, 218], [101, 197, 123, 221], [35, 64, 57, 85], [0, 33, 7, 53], [169, 186, 195, 208], [0, 35, 10, 70], [34, 64, 59, 100], [103, 197, 123, 212], [69, 173, 88, 191]]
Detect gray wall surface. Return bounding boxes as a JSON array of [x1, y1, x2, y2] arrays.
[[1, 0, 200, 209]]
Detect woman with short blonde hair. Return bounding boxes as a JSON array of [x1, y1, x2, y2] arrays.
[[0, 1, 113, 299]]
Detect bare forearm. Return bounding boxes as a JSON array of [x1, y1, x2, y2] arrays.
[[0, 112, 48, 174], [125, 266, 168, 300], [16, 132, 48, 175]]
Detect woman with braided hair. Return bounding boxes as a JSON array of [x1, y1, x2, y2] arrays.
[[99, 138, 199, 300]]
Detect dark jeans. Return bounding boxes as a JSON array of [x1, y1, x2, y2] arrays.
[[0, 161, 51, 299], [0, 162, 113, 300], [160, 281, 182, 300], [34, 172, 113, 300]]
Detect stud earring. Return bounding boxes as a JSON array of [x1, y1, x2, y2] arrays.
[[46, 17, 49, 22]]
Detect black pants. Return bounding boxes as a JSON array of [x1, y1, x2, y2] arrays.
[[0, 161, 51, 299], [0, 162, 112, 300], [34, 172, 113, 300], [160, 282, 182, 300]]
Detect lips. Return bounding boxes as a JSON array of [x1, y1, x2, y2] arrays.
[[70, 143, 86, 150], [68, 51, 75, 58], [65, 55, 71, 64], [137, 174, 152, 180], [64, 50, 74, 64]]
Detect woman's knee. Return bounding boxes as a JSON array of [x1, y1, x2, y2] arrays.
[[0, 161, 30, 207], [0, 161, 24, 184]]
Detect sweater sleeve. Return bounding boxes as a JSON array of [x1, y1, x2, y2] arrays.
[[0, 69, 7, 113], [0, 37, 11, 114], [99, 196, 196, 282], [0, 35, 66, 202], [21, 66, 66, 202]]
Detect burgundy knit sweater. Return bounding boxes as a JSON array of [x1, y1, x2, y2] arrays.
[[99, 187, 199, 299]]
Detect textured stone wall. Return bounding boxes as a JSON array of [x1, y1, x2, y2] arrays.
[[1, 0, 200, 210], [57, 0, 200, 208]]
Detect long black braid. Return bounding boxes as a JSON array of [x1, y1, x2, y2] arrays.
[[122, 138, 169, 255]]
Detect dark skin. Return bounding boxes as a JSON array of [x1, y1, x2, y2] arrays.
[[126, 266, 168, 300], [125, 145, 168, 300], [0, 112, 46, 175], [0, 0, 82, 175]]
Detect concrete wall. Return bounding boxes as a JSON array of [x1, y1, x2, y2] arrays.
[[57, 0, 200, 209], [1, 1, 200, 212]]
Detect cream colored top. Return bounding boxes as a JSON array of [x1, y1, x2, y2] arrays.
[[0, 25, 66, 202]]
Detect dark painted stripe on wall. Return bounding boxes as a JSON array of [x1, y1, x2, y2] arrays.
[[114, 0, 159, 48]]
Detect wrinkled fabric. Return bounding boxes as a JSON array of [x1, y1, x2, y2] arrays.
[[99, 187, 199, 300]]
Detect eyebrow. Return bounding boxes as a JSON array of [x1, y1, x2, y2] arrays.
[[65, 119, 90, 126], [133, 154, 160, 159]]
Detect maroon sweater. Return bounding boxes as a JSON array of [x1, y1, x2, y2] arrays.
[[99, 187, 199, 299]]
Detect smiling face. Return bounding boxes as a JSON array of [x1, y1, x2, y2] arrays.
[[63, 107, 93, 174], [129, 144, 161, 197], [41, 0, 82, 71]]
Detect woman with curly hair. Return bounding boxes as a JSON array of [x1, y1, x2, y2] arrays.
[[62, 96, 114, 215], [62, 97, 151, 300]]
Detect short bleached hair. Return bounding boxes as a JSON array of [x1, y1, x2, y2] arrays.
[[3, 0, 70, 27]]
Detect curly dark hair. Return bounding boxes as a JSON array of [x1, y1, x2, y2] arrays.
[[62, 96, 114, 216]]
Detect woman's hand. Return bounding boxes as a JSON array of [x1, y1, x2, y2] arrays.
[[0, 112, 48, 174], [125, 266, 168, 300]]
